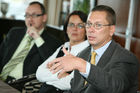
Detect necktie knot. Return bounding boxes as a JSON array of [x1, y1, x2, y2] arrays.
[[92, 51, 96, 56], [90, 51, 97, 65], [27, 36, 33, 42]]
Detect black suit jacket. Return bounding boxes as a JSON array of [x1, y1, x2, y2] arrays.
[[0, 35, 3, 44], [0, 27, 61, 76], [69, 40, 139, 93]]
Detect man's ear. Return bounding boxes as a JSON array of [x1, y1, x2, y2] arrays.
[[110, 25, 115, 36], [43, 14, 47, 22]]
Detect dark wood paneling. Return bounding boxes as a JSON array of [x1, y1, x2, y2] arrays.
[[135, 0, 140, 38], [97, 0, 130, 33]]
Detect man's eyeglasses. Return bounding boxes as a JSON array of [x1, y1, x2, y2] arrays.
[[85, 22, 113, 30], [24, 14, 44, 18], [67, 23, 85, 29]]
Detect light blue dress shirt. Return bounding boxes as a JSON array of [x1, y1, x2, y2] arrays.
[[81, 40, 112, 78]]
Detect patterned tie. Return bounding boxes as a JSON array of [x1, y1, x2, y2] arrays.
[[85, 51, 97, 85], [0, 36, 33, 80]]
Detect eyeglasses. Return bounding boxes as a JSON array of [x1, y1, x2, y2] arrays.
[[85, 22, 113, 30], [67, 23, 85, 29], [24, 13, 44, 18]]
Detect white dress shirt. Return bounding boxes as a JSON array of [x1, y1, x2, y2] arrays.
[[36, 40, 89, 90]]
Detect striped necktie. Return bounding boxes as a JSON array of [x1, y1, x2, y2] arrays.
[[85, 51, 97, 85], [0, 36, 33, 80]]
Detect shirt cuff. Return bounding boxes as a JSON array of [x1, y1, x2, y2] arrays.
[[80, 62, 91, 78], [34, 37, 45, 47]]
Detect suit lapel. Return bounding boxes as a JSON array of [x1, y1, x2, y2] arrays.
[[78, 45, 91, 61], [6, 28, 26, 63], [14, 28, 26, 49], [97, 40, 117, 68], [75, 46, 91, 90]]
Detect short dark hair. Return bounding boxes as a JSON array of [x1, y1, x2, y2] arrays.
[[63, 11, 87, 41], [29, 1, 46, 14], [92, 5, 116, 25]]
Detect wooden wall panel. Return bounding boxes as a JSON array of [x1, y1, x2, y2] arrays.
[[97, 0, 130, 33], [135, 0, 140, 38]]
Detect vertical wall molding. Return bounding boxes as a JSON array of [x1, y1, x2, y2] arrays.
[[46, 0, 62, 26]]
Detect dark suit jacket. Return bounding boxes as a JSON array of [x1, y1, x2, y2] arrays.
[[0, 35, 3, 44], [0, 27, 61, 76], [69, 40, 139, 93]]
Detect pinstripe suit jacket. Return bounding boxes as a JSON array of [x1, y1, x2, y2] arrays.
[[69, 40, 139, 93]]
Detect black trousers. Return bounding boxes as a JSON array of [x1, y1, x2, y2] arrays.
[[39, 83, 64, 93]]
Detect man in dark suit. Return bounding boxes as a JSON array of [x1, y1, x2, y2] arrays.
[[47, 5, 139, 93], [0, 1, 61, 90]]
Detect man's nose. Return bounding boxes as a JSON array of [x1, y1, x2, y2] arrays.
[[87, 27, 96, 33], [28, 16, 34, 19]]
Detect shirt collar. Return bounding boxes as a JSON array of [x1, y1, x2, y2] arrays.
[[92, 40, 112, 57], [25, 28, 44, 37]]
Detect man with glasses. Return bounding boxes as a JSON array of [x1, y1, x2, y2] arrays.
[[0, 1, 61, 91], [47, 5, 139, 93]]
